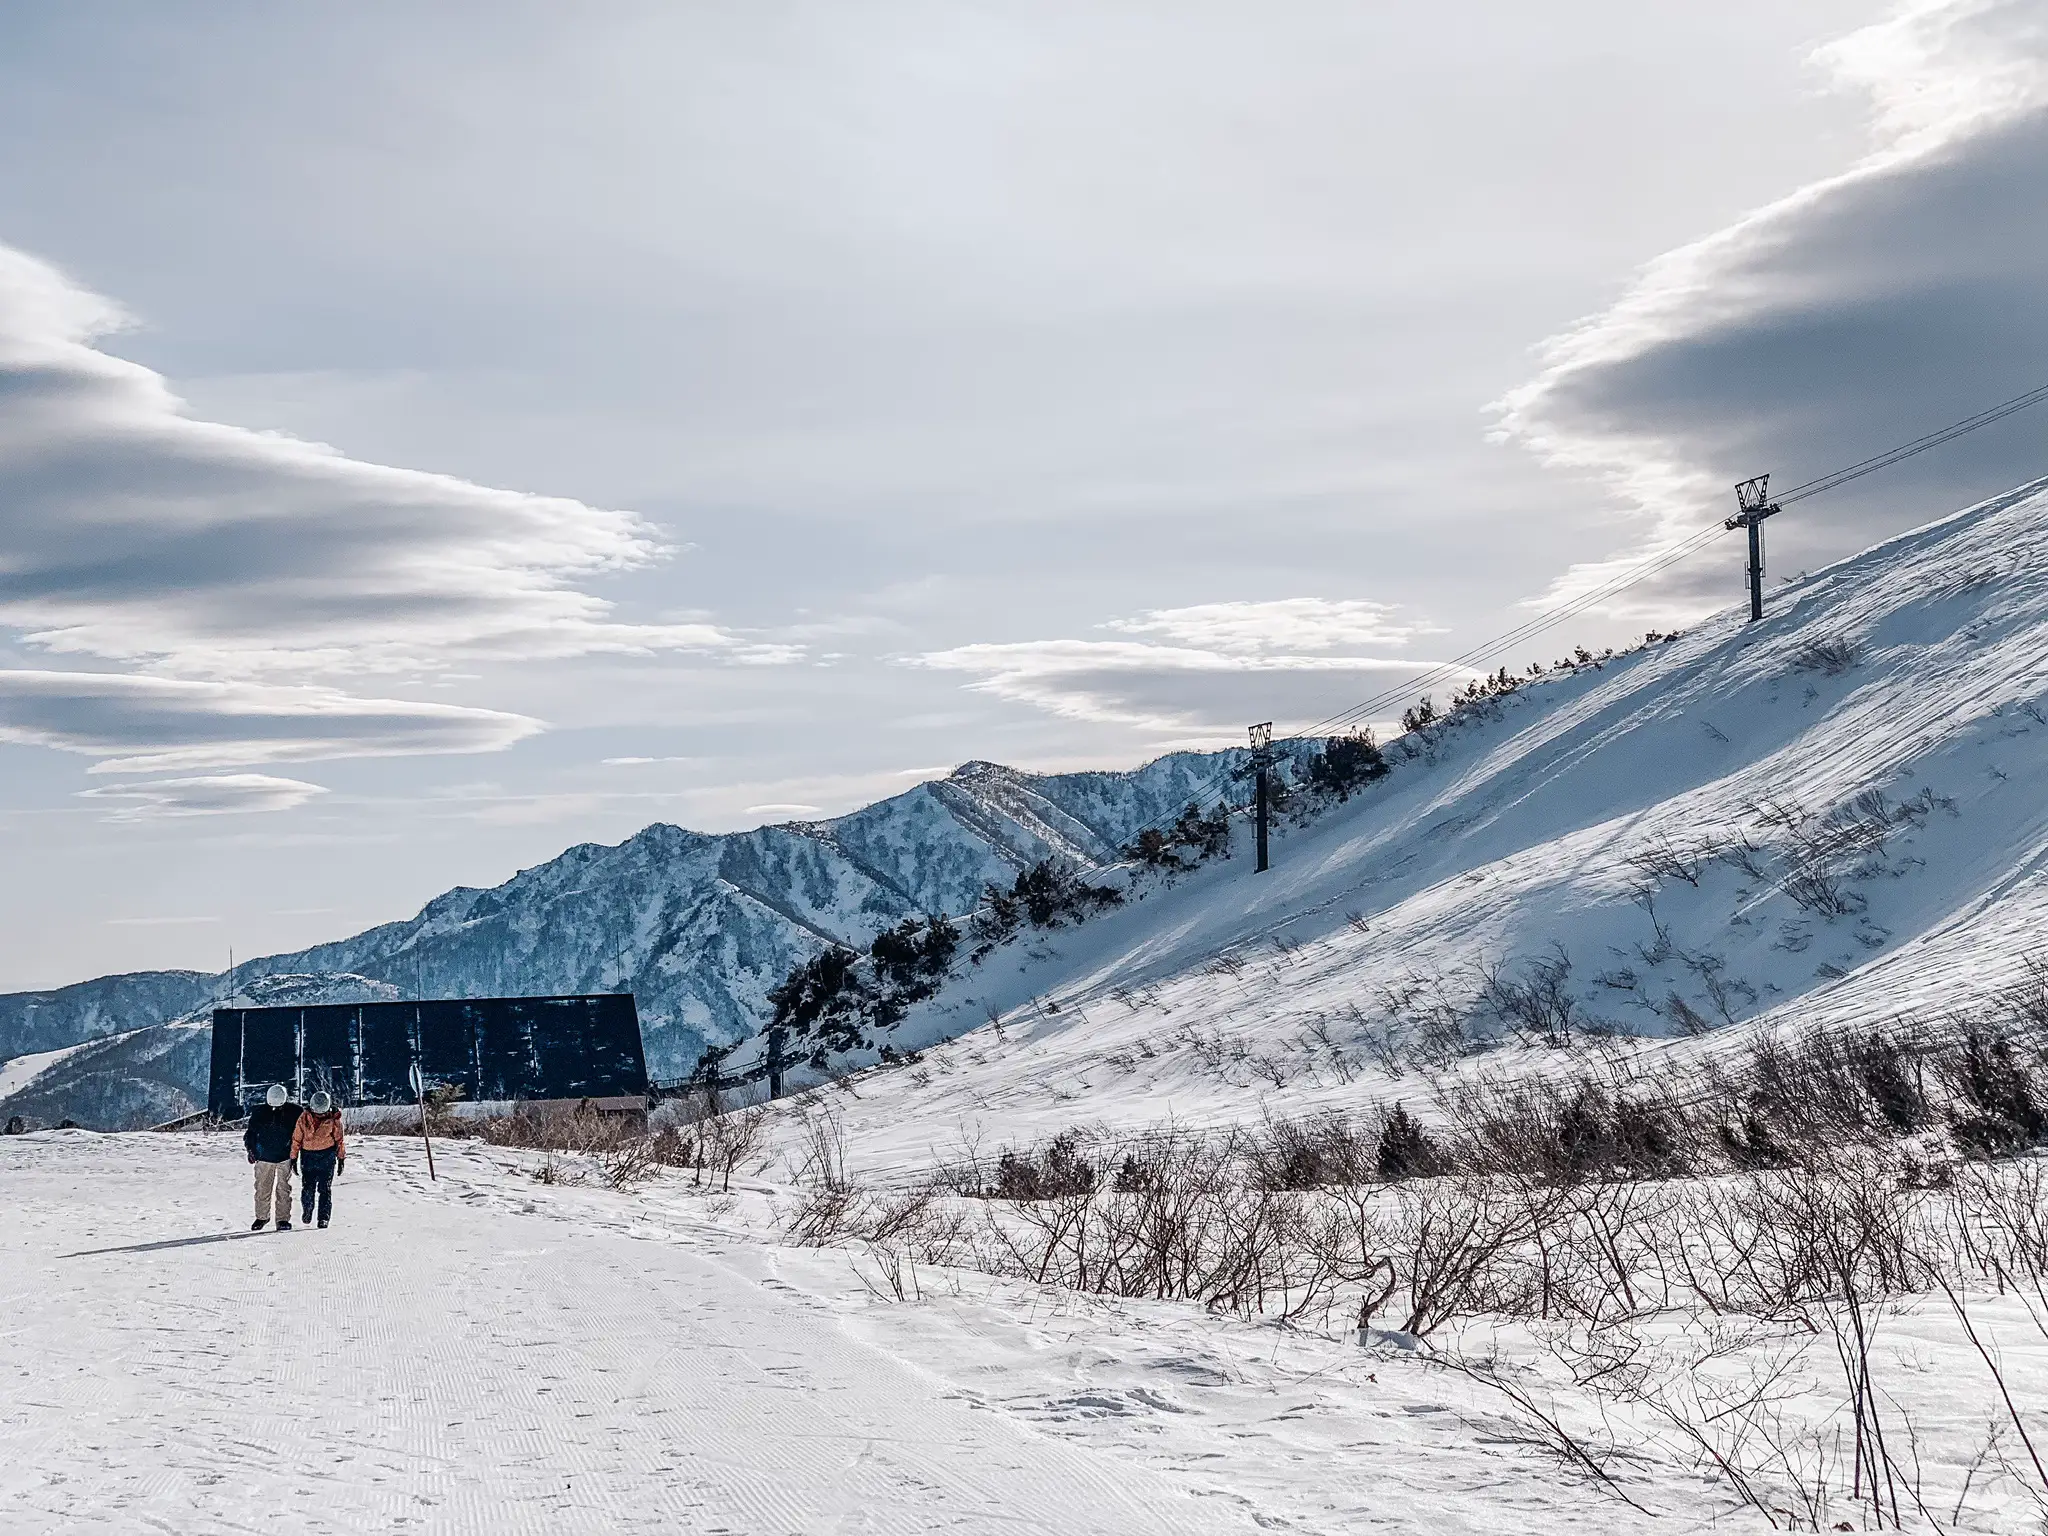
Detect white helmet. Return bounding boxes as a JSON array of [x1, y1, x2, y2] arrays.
[[310, 1091, 333, 1113], [264, 1084, 288, 1109]]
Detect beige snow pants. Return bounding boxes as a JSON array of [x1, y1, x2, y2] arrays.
[[252, 1159, 292, 1223]]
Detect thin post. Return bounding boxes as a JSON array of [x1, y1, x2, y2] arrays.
[[766, 1026, 786, 1100], [1248, 722, 1273, 873], [1746, 515, 1765, 622], [418, 1079, 437, 1181], [410, 1061, 438, 1181]]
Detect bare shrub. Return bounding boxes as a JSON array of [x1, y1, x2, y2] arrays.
[[1949, 1159, 2048, 1283], [1372, 969, 1477, 1066], [697, 1104, 769, 1193], [1384, 1175, 1549, 1337], [474, 1100, 644, 1155], [1713, 1022, 1936, 1156], [1790, 636, 1860, 676], [1441, 1075, 1704, 1185], [1478, 948, 1585, 1045], [1248, 1113, 1371, 1190], [1623, 831, 1721, 889], [1762, 788, 1938, 919], [594, 1135, 658, 1190]]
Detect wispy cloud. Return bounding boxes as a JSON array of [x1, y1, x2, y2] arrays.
[[1103, 598, 1434, 655], [0, 670, 535, 773], [916, 598, 1442, 730], [0, 244, 796, 774], [78, 772, 327, 821]]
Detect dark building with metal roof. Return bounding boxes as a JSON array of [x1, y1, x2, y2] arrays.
[[208, 994, 649, 1118]]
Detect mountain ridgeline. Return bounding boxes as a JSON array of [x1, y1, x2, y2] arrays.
[[0, 752, 1292, 1126]]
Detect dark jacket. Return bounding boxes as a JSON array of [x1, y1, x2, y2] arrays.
[[244, 1101, 299, 1163]]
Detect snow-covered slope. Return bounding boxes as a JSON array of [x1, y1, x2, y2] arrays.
[[20, 477, 2048, 1139], [0, 971, 215, 1063], [795, 477, 2048, 1168], [0, 752, 1265, 1127]]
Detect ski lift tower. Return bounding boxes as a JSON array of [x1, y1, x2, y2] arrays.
[[1726, 475, 1781, 623]]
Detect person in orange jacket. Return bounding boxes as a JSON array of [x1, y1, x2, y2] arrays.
[[291, 1090, 348, 1229]]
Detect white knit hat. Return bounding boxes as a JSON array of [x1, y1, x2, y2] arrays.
[[265, 1084, 288, 1109], [310, 1091, 333, 1113]]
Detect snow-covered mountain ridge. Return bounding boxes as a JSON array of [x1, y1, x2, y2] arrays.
[[786, 476, 2048, 1169], [0, 752, 1266, 1126], [14, 475, 2048, 1139]]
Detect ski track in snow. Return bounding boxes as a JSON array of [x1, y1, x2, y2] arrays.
[[0, 1132, 1700, 1535]]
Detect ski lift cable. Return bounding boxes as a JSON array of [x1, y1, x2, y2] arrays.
[[1287, 380, 2048, 744], [1295, 520, 1730, 740], [1777, 380, 2048, 505], [1103, 521, 1733, 851], [1110, 382, 2048, 849]]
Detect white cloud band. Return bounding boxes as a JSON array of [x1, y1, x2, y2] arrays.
[[0, 669, 538, 773], [917, 598, 1444, 730], [77, 773, 329, 821]]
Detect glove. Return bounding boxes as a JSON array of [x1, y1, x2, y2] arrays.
[[289, 1158, 298, 1174], [337, 1158, 346, 1177], [247, 1154, 255, 1165]]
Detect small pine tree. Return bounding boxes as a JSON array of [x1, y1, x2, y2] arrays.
[[1308, 731, 1389, 801], [1400, 696, 1438, 734], [1857, 1033, 1927, 1134], [1718, 1112, 1791, 1171], [1949, 1028, 2047, 1158], [1375, 1104, 1441, 1180]]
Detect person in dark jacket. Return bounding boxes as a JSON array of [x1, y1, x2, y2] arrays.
[[292, 1091, 347, 1229], [244, 1084, 298, 1230]]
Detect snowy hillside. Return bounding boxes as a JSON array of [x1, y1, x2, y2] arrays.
[[789, 477, 2048, 1168], [17, 476, 2048, 1138], [0, 971, 215, 1061], [0, 751, 1268, 1127]]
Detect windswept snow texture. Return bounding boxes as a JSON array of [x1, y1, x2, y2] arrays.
[[809, 478, 2048, 1168], [6, 1130, 2041, 1533]]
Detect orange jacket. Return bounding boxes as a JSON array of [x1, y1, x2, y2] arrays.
[[291, 1108, 346, 1160]]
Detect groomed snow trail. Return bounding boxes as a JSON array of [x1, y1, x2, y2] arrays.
[[0, 1132, 1287, 1536]]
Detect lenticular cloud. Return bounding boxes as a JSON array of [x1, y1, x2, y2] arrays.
[[75, 773, 329, 822], [1497, 0, 2048, 615], [0, 242, 745, 677], [0, 243, 756, 776]]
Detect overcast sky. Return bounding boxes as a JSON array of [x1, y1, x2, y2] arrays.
[[3, 0, 2044, 990]]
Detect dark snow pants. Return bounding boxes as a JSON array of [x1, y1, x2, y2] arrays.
[[299, 1147, 337, 1224]]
